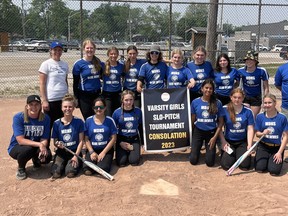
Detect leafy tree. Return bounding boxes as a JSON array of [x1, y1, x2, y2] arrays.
[[0, 0, 22, 36]]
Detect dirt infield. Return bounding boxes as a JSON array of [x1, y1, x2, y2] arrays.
[[1, 98, 288, 215]]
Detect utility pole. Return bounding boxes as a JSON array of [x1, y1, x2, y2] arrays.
[[206, 0, 219, 67]]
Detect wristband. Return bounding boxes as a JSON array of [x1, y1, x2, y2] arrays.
[[89, 150, 95, 154]]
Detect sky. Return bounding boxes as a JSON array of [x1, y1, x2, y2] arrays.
[[15, 0, 288, 27]]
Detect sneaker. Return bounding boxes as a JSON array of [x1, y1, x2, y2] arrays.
[[16, 168, 27, 180], [84, 169, 93, 176], [66, 172, 76, 178]]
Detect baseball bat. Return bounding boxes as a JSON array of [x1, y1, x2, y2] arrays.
[[63, 146, 114, 181], [226, 135, 264, 176]]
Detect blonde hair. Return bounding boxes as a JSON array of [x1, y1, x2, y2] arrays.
[[82, 39, 102, 72], [121, 90, 135, 103], [62, 93, 76, 107], [227, 88, 245, 124], [263, 93, 277, 104], [105, 46, 119, 76], [192, 45, 207, 60], [171, 48, 184, 59], [24, 104, 45, 123]]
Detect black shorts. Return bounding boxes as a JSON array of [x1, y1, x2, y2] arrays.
[[244, 95, 262, 106]]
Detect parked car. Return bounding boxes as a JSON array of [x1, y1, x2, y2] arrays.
[[272, 44, 288, 52], [279, 46, 288, 59], [67, 40, 80, 50], [254, 44, 270, 52], [9, 40, 26, 51], [24, 40, 49, 52]]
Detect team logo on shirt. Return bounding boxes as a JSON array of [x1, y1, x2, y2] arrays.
[[201, 110, 209, 118], [110, 73, 116, 80], [171, 75, 178, 82], [153, 73, 160, 80], [129, 68, 137, 77], [267, 126, 275, 134], [197, 73, 204, 80], [95, 133, 104, 141], [233, 122, 241, 129], [222, 79, 229, 86], [63, 133, 71, 142], [247, 80, 255, 85], [125, 121, 133, 129]]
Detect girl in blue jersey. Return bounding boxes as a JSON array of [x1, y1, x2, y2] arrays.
[[238, 50, 269, 117], [137, 45, 168, 91], [102, 46, 124, 116], [123, 45, 146, 108], [187, 46, 214, 102], [167, 48, 195, 89], [84, 97, 117, 175], [254, 93, 288, 176], [112, 90, 143, 166], [73, 39, 104, 120], [214, 53, 239, 105], [51, 94, 85, 178], [8, 95, 52, 180], [190, 79, 224, 166], [219, 88, 255, 170]]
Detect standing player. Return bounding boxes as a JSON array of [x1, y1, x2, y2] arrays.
[[167, 48, 195, 89], [254, 93, 288, 175], [137, 45, 168, 92], [187, 46, 214, 102], [213, 53, 239, 105], [8, 95, 52, 180], [219, 88, 254, 170], [83, 97, 117, 175], [102, 46, 124, 116], [39, 41, 69, 130], [238, 50, 269, 117], [123, 45, 146, 108], [112, 90, 143, 166], [51, 94, 85, 178], [190, 79, 224, 167]]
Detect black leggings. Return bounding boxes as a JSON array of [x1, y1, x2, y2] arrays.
[[78, 90, 101, 120], [44, 100, 63, 130], [255, 143, 284, 175], [190, 126, 216, 167], [116, 135, 141, 166], [9, 144, 52, 169], [220, 139, 251, 170], [102, 91, 121, 117]]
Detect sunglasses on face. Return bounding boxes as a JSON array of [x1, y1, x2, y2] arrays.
[[93, 105, 105, 110], [150, 51, 159, 55]]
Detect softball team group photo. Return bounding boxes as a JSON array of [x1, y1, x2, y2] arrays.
[[8, 39, 288, 180]]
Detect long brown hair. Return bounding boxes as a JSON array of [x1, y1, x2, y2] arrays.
[[201, 79, 218, 115], [105, 46, 119, 76], [125, 45, 138, 73], [227, 88, 245, 124], [82, 39, 102, 72]]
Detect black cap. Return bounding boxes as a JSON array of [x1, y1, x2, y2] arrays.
[[26, 95, 41, 104]]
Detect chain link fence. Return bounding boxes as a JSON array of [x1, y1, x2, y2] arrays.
[[1, 0, 288, 97]]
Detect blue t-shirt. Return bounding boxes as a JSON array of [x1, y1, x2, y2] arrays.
[[112, 107, 142, 137], [51, 117, 85, 151], [191, 97, 225, 131], [102, 62, 124, 92], [72, 58, 104, 92], [139, 61, 168, 89], [274, 63, 288, 109], [8, 112, 51, 153], [238, 66, 269, 97], [213, 68, 239, 97], [223, 105, 254, 141], [255, 112, 288, 145], [166, 66, 194, 88], [85, 116, 117, 150], [186, 61, 213, 92], [123, 59, 146, 91]]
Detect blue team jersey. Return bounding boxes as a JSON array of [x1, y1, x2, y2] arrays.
[[8, 112, 51, 153], [166, 66, 194, 88], [72, 58, 104, 92], [112, 107, 142, 137], [186, 61, 213, 92], [102, 62, 124, 92], [51, 117, 85, 151], [139, 61, 168, 89], [238, 66, 269, 97], [123, 59, 146, 91], [85, 116, 117, 150], [191, 97, 224, 131], [223, 105, 254, 141], [213, 68, 239, 96], [255, 112, 288, 145], [274, 63, 288, 109]]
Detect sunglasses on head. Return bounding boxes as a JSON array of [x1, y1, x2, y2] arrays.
[[93, 105, 105, 110], [150, 51, 159, 55]]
